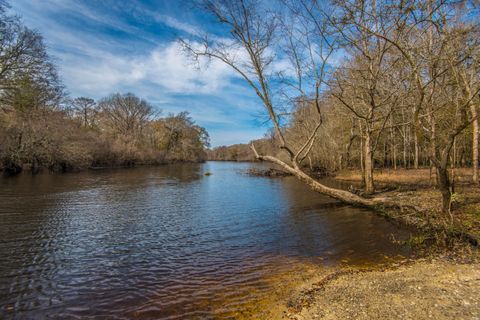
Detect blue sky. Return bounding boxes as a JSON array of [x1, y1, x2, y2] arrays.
[[10, 0, 268, 146]]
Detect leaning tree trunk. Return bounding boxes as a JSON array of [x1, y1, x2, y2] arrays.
[[251, 150, 382, 206], [250, 145, 427, 216]]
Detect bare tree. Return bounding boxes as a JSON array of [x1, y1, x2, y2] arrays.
[[0, 2, 58, 93], [98, 93, 155, 138], [0, 2, 64, 112], [347, 0, 480, 212], [429, 24, 480, 212]]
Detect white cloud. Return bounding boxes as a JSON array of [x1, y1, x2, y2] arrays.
[[270, 57, 297, 78], [141, 42, 239, 93], [153, 14, 201, 36], [57, 41, 240, 97]]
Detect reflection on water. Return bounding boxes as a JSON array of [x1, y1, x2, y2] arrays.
[[0, 162, 412, 319]]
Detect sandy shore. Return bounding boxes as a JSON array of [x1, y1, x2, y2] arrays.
[[283, 258, 480, 320]]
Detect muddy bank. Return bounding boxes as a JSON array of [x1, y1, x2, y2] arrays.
[[284, 257, 480, 320]]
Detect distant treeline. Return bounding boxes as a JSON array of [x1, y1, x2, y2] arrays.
[[207, 139, 279, 162], [0, 3, 209, 175], [207, 143, 256, 161]]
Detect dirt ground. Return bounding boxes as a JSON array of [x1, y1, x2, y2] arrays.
[[335, 167, 475, 187], [284, 258, 480, 320]]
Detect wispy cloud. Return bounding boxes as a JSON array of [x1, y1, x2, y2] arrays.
[[153, 14, 202, 36], [55, 41, 240, 97]]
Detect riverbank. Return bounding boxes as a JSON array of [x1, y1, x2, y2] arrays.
[[283, 254, 480, 319], [335, 168, 480, 246], [247, 165, 480, 245], [1, 159, 207, 176], [278, 168, 480, 319]]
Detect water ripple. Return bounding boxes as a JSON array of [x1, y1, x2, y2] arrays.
[[0, 162, 413, 319]]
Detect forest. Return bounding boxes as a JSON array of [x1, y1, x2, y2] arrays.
[[200, 0, 479, 214], [0, 3, 209, 175]]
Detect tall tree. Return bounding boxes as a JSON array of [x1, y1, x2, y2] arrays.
[[0, 2, 58, 93]]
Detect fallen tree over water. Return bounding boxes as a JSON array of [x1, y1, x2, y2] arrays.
[[184, 0, 479, 217], [250, 144, 419, 210]]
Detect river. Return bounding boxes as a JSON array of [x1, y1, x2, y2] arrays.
[[0, 161, 413, 319]]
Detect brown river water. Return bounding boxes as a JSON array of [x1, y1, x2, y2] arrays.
[[0, 161, 414, 319]]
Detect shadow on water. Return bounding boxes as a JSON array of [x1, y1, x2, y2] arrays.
[[0, 162, 414, 319]]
